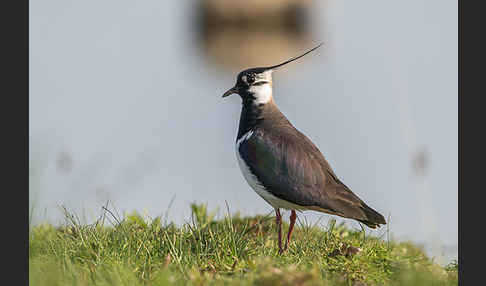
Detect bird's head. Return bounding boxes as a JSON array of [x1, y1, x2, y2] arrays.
[[222, 43, 323, 106]]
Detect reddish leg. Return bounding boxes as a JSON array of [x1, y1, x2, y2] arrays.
[[275, 208, 283, 254], [284, 210, 297, 251]]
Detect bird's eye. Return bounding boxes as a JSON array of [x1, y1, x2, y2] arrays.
[[247, 74, 255, 84]]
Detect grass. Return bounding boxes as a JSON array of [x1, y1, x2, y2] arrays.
[[29, 203, 458, 285]]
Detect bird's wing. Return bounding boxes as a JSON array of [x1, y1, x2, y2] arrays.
[[238, 126, 385, 226]]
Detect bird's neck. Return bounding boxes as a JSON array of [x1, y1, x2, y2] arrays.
[[237, 98, 288, 140]]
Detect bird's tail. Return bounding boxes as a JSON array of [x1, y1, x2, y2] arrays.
[[357, 203, 386, 229]]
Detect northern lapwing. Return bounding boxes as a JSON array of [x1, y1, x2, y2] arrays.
[[222, 43, 386, 254]]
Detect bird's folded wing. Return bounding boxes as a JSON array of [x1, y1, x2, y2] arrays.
[[238, 127, 367, 216]]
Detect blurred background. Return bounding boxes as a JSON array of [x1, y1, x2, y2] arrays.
[[29, 0, 457, 264]]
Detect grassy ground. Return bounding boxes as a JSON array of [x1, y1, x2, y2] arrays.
[[29, 204, 458, 285]]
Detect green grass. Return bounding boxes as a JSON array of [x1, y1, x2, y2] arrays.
[[29, 203, 458, 285]]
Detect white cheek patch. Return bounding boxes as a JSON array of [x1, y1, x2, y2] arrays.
[[249, 83, 273, 105]]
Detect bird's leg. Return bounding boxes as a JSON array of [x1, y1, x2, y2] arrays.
[[284, 210, 297, 251], [275, 208, 283, 254]]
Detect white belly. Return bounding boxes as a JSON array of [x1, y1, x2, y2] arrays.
[[235, 131, 307, 211]]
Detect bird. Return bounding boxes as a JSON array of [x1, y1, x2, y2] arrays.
[[222, 43, 386, 254]]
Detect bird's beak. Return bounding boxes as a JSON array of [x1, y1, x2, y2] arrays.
[[222, 86, 238, 98]]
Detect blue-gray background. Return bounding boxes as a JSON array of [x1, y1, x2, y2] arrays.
[[29, 1, 457, 263]]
